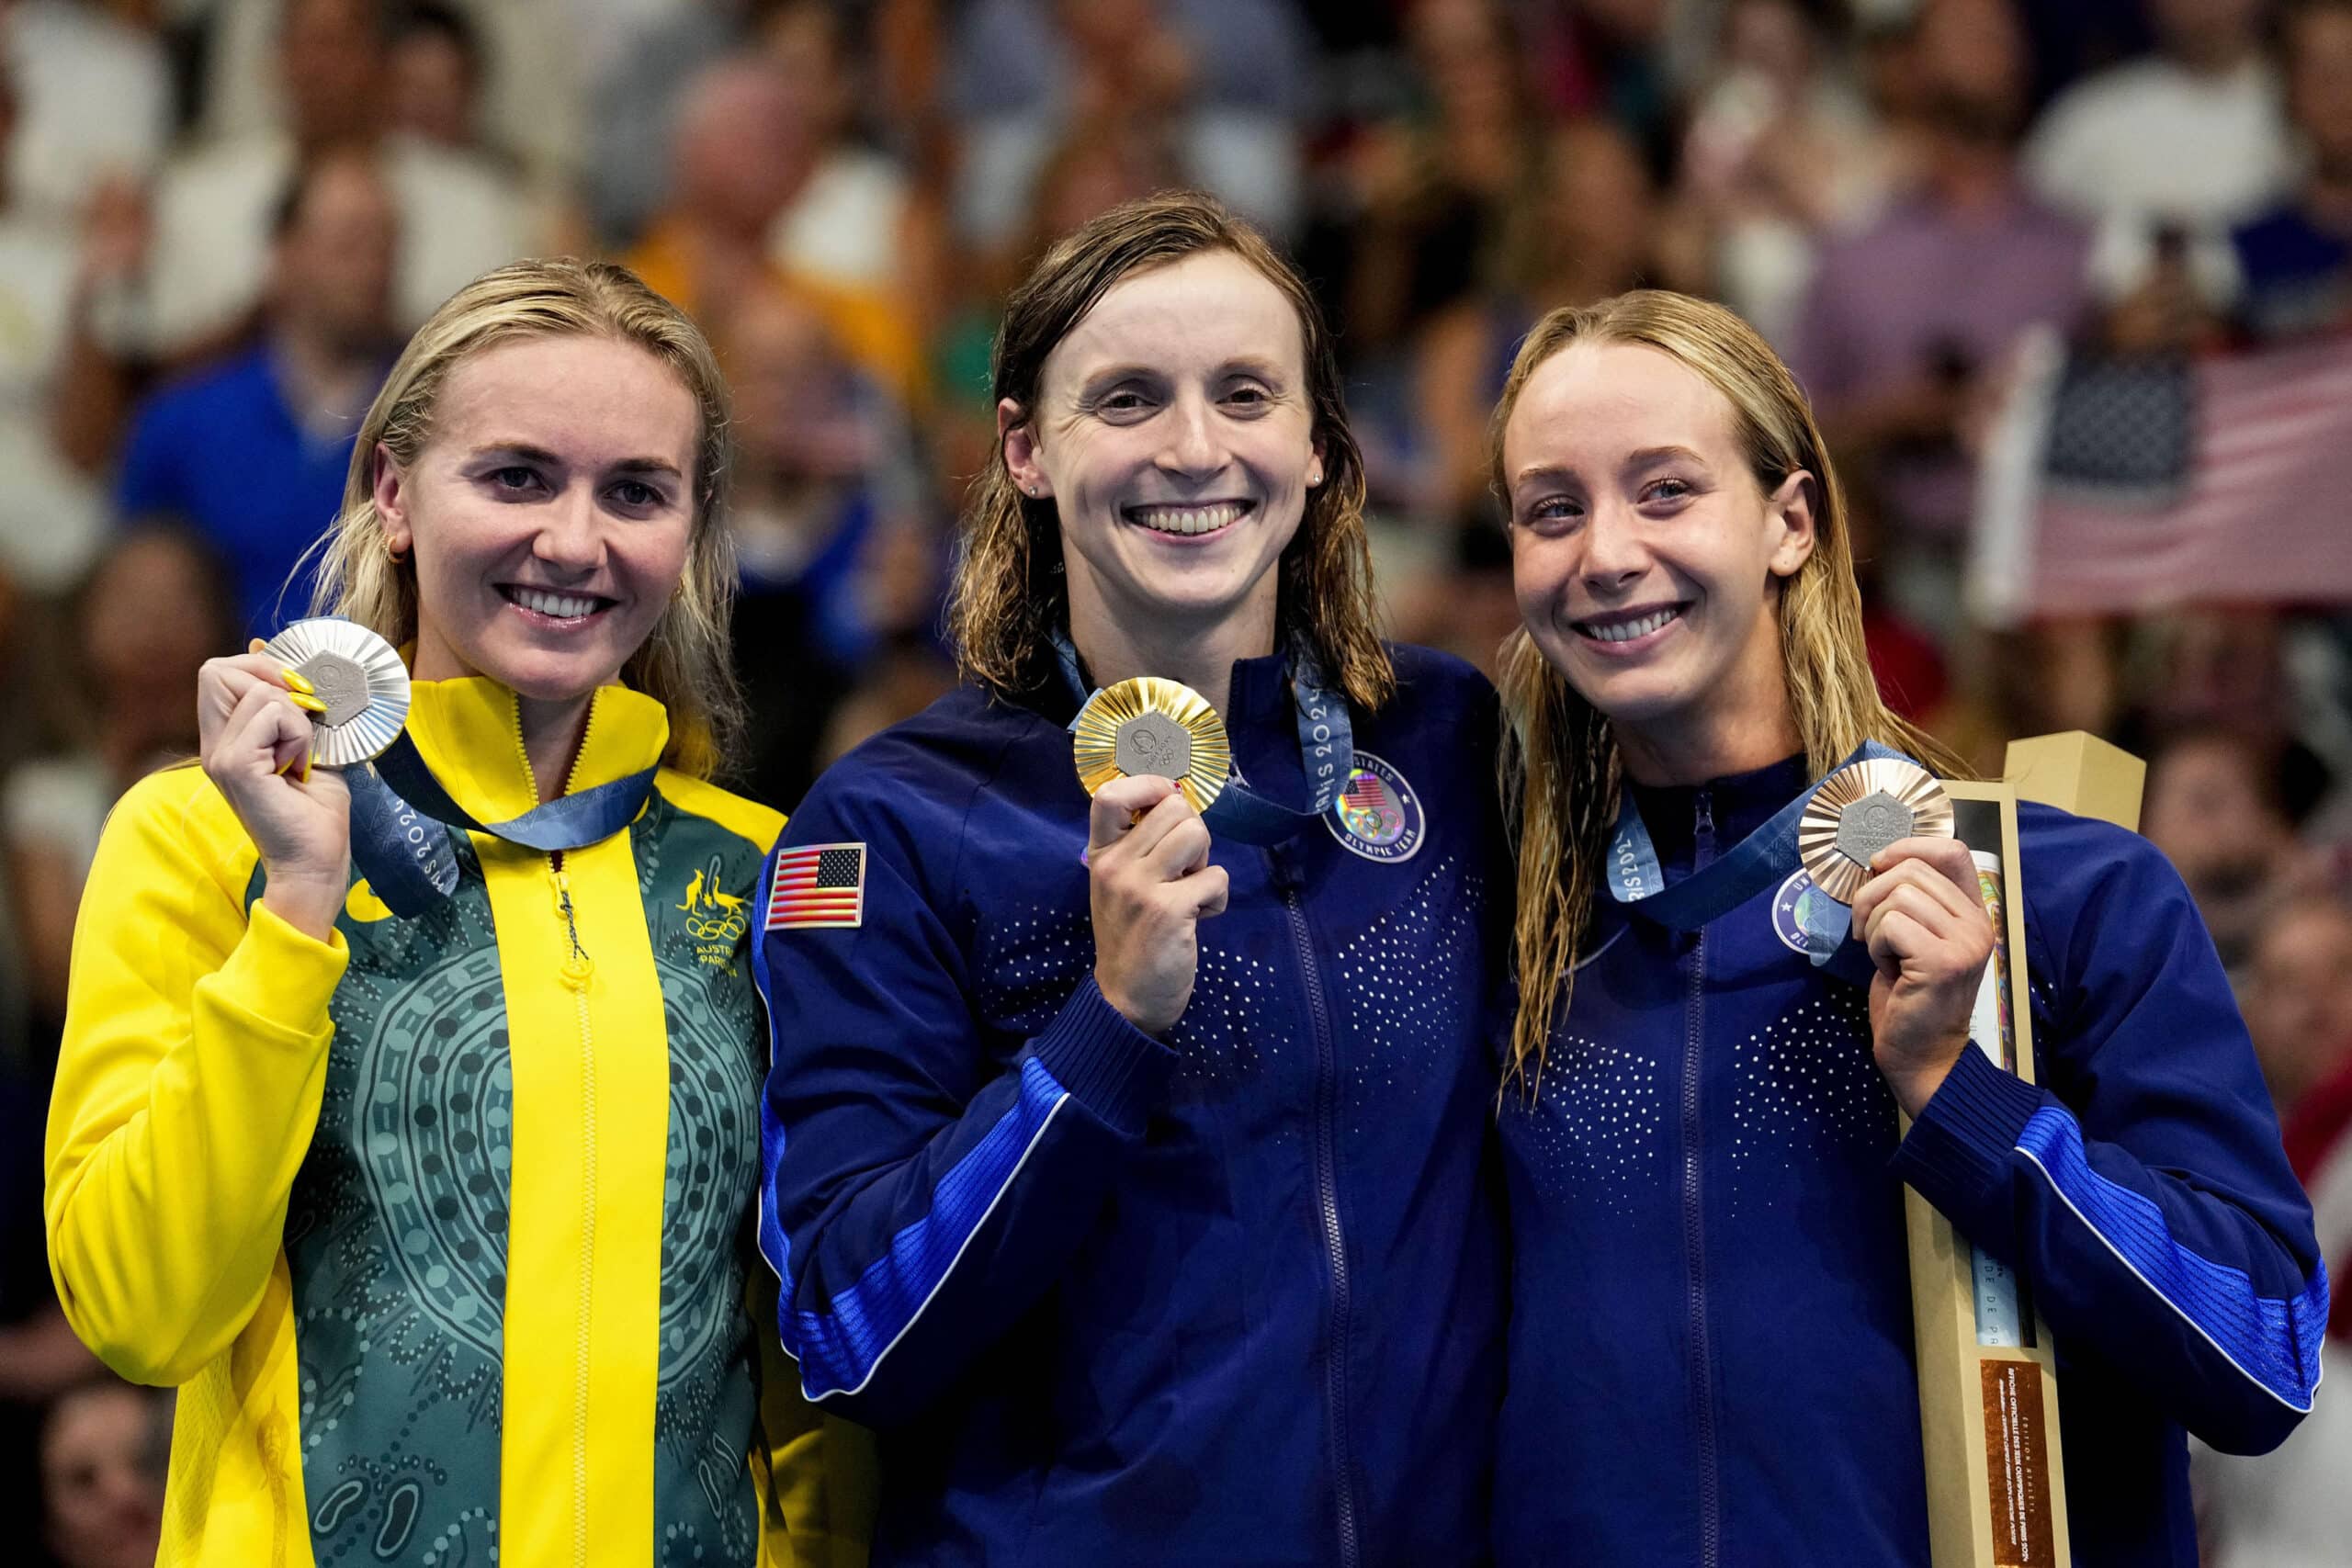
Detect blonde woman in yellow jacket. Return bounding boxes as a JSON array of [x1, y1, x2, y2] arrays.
[[44, 260, 870, 1568]]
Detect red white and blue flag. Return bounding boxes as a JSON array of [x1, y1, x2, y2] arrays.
[[765, 842, 866, 931]]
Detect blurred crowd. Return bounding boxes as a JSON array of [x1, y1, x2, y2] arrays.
[[0, 0, 2349, 1562]]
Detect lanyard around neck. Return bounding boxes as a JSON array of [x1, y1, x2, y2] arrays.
[[1604, 739, 1914, 982], [1050, 630, 1354, 846]]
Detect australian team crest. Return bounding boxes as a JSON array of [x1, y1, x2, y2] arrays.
[[1326, 750, 1424, 863]]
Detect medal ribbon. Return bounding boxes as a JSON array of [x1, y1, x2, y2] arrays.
[[1051, 631, 1353, 846], [343, 731, 659, 919], [1604, 739, 1919, 983]]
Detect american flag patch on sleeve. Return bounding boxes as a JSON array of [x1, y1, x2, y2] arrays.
[[765, 842, 867, 931]]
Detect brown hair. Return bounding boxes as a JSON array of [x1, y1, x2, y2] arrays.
[[946, 191, 1394, 712], [309, 257, 741, 777], [1492, 289, 1968, 1089]]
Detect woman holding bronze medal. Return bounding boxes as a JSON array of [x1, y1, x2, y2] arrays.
[[752, 193, 1510, 1565], [1486, 290, 2326, 1565], [44, 261, 848, 1567]]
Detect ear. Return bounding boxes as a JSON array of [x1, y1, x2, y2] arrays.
[[998, 398, 1050, 501], [371, 442, 413, 555], [1765, 469, 1817, 579], [1307, 432, 1327, 489]]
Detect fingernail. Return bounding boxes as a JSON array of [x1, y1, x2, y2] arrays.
[[289, 692, 328, 715], [300, 749, 312, 784], [247, 637, 266, 654], [281, 667, 315, 695], [276, 754, 296, 775]]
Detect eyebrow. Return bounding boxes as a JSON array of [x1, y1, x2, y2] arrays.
[[1623, 445, 1707, 471], [469, 443, 685, 479]]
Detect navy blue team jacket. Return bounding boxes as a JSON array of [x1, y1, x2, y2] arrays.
[[1495, 755, 2328, 1567], [753, 645, 1510, 1567]]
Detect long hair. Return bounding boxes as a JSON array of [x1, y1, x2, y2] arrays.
[[947, 191, 1394, 713], [1493, 290, 1969, 1091], [308, 257, 742, 778]]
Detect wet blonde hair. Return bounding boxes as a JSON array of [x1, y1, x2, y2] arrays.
[[1493, 290, 1967, 1090], [309, 257, 741, 778], [948, 192, 1394, 712]]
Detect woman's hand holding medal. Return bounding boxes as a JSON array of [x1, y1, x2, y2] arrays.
[[1848, 836, 1995, 1117], [1087, 774, 1230, 1036], [198, 646, 352, 941]]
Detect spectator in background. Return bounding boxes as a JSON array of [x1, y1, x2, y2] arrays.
[[0, 60, 108, 594], [629, 51, 925, 401], [715, 285, 938, 807], [385, 1, 489, 157], [1789, 0, 2087, 638], [4, 525, 232, 1041], [2194, 893, 2352, 1568], [1416, 119, 1670, 526], [946, 0, 1313, 248], [36, 1378, 166, 1568], [584, 0, 762, 247], [2242, 894, 2352, 1115], [1680, 0, 1891, 349], [2024, 0, 2290, 303], [116, 150, 399, 633], [141, 0, 526, 355], [2230, 0, 2352, 336], [2142, 726, 2324, 975], [0, 0, 169, 222]]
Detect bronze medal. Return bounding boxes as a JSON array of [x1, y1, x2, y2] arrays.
[[1796, 756, 1955, 903], [1072, 677, 1233, 815]]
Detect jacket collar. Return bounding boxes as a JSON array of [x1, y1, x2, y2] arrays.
[[1627, 752, 1810, 882], [403, 677, 670, 826]]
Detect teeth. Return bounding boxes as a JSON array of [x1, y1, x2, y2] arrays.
[[1582, 607, 1679, 643], [1131, 502, 1246, 536], [511, 587, 600, 619]]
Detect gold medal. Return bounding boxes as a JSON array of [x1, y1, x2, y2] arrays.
[[259, 618, 411, 768], [1797, 756, 1954, 903], [1071, 677, 1233, 815]]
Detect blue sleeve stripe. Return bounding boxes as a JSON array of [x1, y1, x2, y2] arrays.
[[2015, 1105, 2329, 1413], [771, 1054, 1072, 1401]]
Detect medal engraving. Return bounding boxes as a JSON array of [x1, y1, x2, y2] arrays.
[[260, 618, 412, 767], [1797, 757, 1954, 903], [301, 651, 373, 728], [1114, 711, 1193, 781], [1072, 677, 1233, 815]]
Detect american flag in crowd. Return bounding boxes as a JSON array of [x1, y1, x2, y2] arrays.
[[1969, 327, 2352, 623], [765, 842, 866, 931]]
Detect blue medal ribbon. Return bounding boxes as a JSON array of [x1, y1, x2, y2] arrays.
[[343, 730, 658, 919], [1605, 739, 1918, 986], [1052, 631, 1353, 846]]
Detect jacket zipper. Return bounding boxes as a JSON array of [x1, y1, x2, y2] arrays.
[[1685, 787, 1721, 1568], [1275, 852, 1361, 1568], [513, 699, 601, 1568]]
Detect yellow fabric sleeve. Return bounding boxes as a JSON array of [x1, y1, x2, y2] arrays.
[[749, 1272, 876, 1568], [44, 769, 350, 1386]]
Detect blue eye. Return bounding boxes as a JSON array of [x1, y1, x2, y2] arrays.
[[1643, 478, 1693, 503], [491, 466, 541, 493], [610, 479, 663, 509]]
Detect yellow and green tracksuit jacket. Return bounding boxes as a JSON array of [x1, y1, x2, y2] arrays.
[[44, 676, 873, 1568]]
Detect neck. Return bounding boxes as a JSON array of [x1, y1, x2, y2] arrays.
[[517, 691, 594, 805], [1612, 646, 1802, 788], [1067, 589, 1276, 717]]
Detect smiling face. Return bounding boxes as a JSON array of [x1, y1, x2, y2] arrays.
[[1503, 339, 1815, 779], [1001, 248, 1324, 655], [378, 333, 700, 705]]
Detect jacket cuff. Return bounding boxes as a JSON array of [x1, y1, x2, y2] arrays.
[[1031, 976, 1174, 1139], [213, 898, 351, 1045], [1892, 1041, 2050, 1213]]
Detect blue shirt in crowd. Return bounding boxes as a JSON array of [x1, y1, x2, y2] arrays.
[[115, 344, 369, 634]]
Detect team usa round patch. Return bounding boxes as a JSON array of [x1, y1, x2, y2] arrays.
[[1770, 867, 1826, 954], [1326, 750, 1425, 863]]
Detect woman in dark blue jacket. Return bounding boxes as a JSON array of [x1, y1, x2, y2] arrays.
[[1487, 289, 2325, 1567], [751, 194, 1510, 1567]]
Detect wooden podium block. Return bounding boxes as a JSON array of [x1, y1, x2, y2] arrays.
[[1905, 732, 2143, 1568]]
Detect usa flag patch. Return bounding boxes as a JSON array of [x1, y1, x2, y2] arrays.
[[765, 842, 866, 931]]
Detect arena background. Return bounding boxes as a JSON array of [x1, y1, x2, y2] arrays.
[[2, 2, 2347, 1562]]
